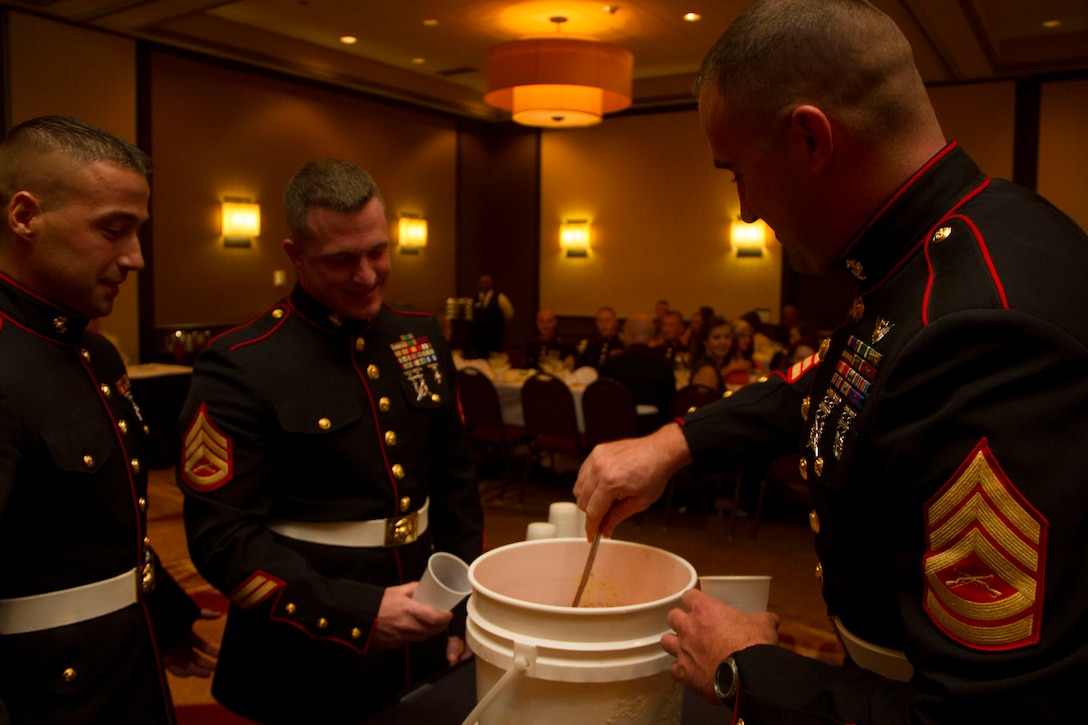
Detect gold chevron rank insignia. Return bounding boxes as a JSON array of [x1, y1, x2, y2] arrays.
[[181, 404, 233, 490], [923, 438, 1047, 651], [229, 571, 283, 610]]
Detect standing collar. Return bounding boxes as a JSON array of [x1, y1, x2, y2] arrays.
[[837, 143, 988, 293], [0, 271, 90, 344], [287, 283, 380, 336]]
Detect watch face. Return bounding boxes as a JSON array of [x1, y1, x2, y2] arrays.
[[714, 657, 737, 702]]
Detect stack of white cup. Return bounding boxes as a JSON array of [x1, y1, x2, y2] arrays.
[[523, 501, 588, 541]]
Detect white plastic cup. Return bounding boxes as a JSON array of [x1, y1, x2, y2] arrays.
[[413, 552, 472, 611], [698, 575, 772, 614], [548, 501, 582, 538], [525, 522, 559, 541]]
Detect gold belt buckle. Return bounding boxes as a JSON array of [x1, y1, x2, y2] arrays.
[[384, 511, 419, 547]]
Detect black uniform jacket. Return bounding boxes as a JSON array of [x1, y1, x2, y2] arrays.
[[177, 286, 482, 723], [0, 272, 198, 724], [680, 144, 1088, 723]]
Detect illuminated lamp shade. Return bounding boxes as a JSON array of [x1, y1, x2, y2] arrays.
[[560, 219, 591, 257], [221, 198, 260, 247], [398, 214, 428, 254], [484, 38, 633, 128], [730, 219, 767, 258]]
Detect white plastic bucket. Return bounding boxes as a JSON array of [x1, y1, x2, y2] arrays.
[[464, 538, 696, 724]]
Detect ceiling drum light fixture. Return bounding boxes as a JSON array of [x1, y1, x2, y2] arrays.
[[484, 16, 633, 128]]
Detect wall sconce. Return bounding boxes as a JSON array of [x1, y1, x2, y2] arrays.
[[398, 213, 428, 254], [221, 197, 260, 248], [730, 219, 767, 258], [560, 219, 590, 257]]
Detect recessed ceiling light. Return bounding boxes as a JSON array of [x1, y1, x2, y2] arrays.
[[1042, 19, 1061, 29], [684, 12, 702, 22], [411, 57, 426, 65], [339, 35, 357, 44], [423, 18, 439, 27]]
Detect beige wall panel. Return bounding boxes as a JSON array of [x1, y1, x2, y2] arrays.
[[1038, 79, 1088, 232], [540, 110, 783, 324], [7, 11, 141, 361], [927, 82, 1015, 180], [149, 52, 458, 327]]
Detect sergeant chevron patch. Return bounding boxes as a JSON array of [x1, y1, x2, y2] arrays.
[[181, 403, 233, 490], [923, 438, 1047, 651]]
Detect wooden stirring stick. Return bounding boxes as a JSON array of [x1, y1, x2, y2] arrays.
[[571, 531, 602, 607]]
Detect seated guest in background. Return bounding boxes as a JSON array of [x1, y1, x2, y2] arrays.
[[177, 158, 483, 724], [652, 310, 687, 368], [740, 309, 778, 365], [470, 273, 514, 359], [524, 308, 576, 370], [722, 317, 765, 387], [600, 314, 676, 434], [684, 305, 716, 363], [579, 306, 624, 369], [651, 299, 670, 343], [690, 315, 734, 393], [777, 303, 803, 345]]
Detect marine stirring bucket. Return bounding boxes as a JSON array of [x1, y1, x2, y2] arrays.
[[463, 538, 697, 724]]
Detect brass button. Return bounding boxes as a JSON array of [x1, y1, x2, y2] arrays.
[[722, 389, 734, 398], [400, 496, 411, 513], [61, 667, 77, 683], [142, 424, 150, 436], [118, 419, 129, 435], [385, 430, 397, 446], [318, 417, 331, 430], [932, 226, 952, 243], [355, 338, 366, 352], [317, 617, 328, 629], [351, 627, 362, 639], [272, 308, 285, 319], [80, 348, 91, 362], [138, 497, 148, 512], [83, 454, 95, 469], [809, 510, 820, 534], [813, 457, 824, 477], [54, 316, 68, 334], [378, 397, 391, 412], [130, 458, 140, 474], [391, 464, 405, 479], [285, 603, 297, 615], [367, 364, 379, 379], [815, 562, 823, 581], [798, 457, 807, 480], [430, 393, 441, 403], [801, 396, 811, 421], [328, 313, 342, 327], [99, 383, 111, 398]]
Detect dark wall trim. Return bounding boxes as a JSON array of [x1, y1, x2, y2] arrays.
[[1012, 77, 1041, 191], [136, 41, 157, 363], [0, 10, 11, 135]]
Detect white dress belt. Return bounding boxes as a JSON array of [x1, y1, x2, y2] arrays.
[[268, 498, 429, 548], [0, 568, 139, 635], [831, 616, 914, 682]]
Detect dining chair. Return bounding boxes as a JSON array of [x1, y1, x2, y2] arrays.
[[671, 383, 723, 418], [582, 377, 639, 449], [520, 373, 587, 481], [457, 367, 530, 499]]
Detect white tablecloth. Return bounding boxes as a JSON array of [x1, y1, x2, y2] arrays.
[[491, 371, 587, 432]]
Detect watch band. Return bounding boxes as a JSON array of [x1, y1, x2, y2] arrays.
[[713, 655, 739, 703]]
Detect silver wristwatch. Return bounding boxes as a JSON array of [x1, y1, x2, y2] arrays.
[[713, 655, 739, 703]]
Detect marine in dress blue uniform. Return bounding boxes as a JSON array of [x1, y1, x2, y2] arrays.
[[679, 143, 1088, 722], [0, 274, 200, 723], [178, 286, 482, 723]]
